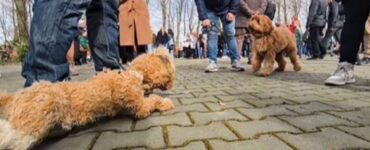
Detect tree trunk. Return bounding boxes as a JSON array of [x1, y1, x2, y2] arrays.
[[283, 0, 288, 24], [14, 0, 29, 44], [276, 0, 281, 23], [160, 0, 168, 29]]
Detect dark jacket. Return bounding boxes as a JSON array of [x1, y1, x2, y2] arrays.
[[195, 0, 240, 20], [265, 0, 276, 20], [155, 32, 169, 46], [306, 0, 328, 28], [327, 1, 339, 28], [236, 0, 267, 28]]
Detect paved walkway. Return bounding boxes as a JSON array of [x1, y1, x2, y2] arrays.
[[1, 57, 370, 150]]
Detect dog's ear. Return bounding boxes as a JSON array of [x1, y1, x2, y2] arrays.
[[154, 46, 176, 72], [262, 15, 274, 33]]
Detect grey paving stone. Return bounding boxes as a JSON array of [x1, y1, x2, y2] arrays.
[[279, 113, 358, 132], [162, 103, 208, 115], [190, 109, 247, 124], [283, 95, 333, 104], [168, 94, 194, 99], [224, 88, 259, 95], [193, 91, 229, 97], [251, 92, 289, 99], [238, 106, 297, 120], [180, 96, 219, 105], [286, 102, 342, 114], [92, 127, 165, 149], [277, 128, 370, 150], [37, 133, 97, 150], [329, 107, 370, 125], [227, 118, 301, 138], [337, 126, 370, 141], [209, 135, 293, 150], [321, 93, 366, 101], [164, 142, 207, 150], [204, 100, 253, 111], [135, 113, 192, 130], [243, 98, 294, 108], [215, 95, 251, 102], [203, 87, 234, 92], [83, 117, 132, 132], [167, 122, 238, 146], [323, 100, 370, 110]]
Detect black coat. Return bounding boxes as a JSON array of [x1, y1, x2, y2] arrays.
[[195, 0, 240, 20], [306, 0, 328, 28]]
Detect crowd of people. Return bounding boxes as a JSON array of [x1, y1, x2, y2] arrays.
[[0, 0, 369, 87]]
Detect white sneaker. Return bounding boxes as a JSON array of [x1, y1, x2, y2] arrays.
[[205, 61, 219, 73], [231, 60, 245, 72], [325, 62, 355, 86]]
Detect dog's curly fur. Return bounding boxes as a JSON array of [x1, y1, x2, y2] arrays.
[[248, 15, 302, 76], [0, 48, 175, 150], [128, 46, 175, 93]]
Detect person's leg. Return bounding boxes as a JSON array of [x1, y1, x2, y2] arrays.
[[207, 12, 219, 64], [310, 27, 322, 58], [118, 45, 126, 64], [325, 0, 370, 86], [236, 28, 246, 59], [86, 0, 121, 72], [339, 0, 370, 64], [22, 0, 92, 87], [220, 15, 239, 63]]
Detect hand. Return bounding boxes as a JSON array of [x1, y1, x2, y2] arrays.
[[202, 19, 212, 28], [226, 13, 235, 22]]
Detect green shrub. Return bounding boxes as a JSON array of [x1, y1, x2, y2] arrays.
[[13, 41, 28, 62]]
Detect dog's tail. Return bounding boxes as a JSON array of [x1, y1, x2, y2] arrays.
[[0, 92, 12, 112], [0, 119, 38, 150]]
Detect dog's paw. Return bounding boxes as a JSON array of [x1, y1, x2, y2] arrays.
[[258, 71, 271, 77], [274, 67, 285, 72], [294, 65, 302, 72], [158, 98, 174, 112], [251, 66, 260, 73]]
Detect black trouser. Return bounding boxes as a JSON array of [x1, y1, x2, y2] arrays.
[[309, 27, 326, 57], [339, 0, 370, 64], [119, 46, 146, 64]]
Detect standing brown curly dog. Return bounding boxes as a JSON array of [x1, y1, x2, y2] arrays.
[[248, 15, 302, 77]]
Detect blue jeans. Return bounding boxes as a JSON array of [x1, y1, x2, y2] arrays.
[[22, 0, 121, 87], [207, 12, 239, 63]]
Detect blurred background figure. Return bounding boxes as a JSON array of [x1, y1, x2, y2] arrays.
[[119, 0, 152, 64], [235, 0, 267, 62], [306, 0, 328, 60], [321, 0, 345, 53], [155, 27, 169, 47]]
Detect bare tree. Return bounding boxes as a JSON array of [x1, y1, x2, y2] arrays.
[[283, 0, 288, 24], [160, 0, 169, 29], [186, 1, 198, 33], [14, 0, 29, 43], [174, 0, 185, 46]]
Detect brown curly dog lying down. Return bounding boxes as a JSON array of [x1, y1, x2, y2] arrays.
[[248, 15, 302, 77], [0, 48, 175, 150]]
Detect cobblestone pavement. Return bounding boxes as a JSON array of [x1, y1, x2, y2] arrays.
[[1, 57, 370, 150]]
